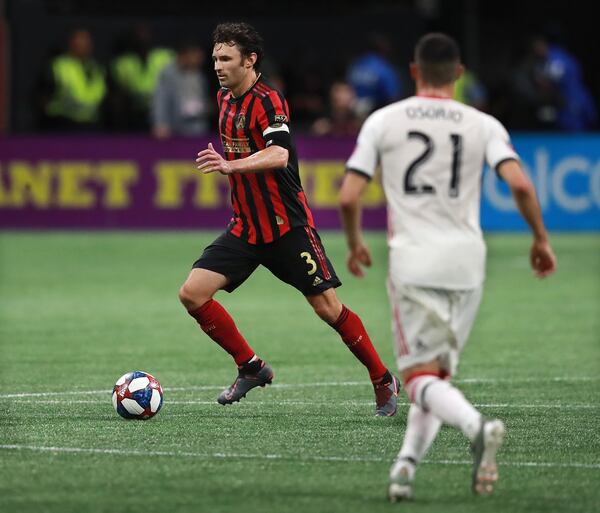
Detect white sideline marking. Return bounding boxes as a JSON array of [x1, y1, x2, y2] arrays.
[[5, 399, 599, 409], [0, 444, 598, 470], [1, 375, 598, 399]]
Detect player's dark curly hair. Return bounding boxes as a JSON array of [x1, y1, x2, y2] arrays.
[[415, 33, 461, 86], [213, 22, 264, 71]]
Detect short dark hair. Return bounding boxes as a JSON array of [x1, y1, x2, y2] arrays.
[[414, 33, 461, 86], [212, 22, 264, 71]]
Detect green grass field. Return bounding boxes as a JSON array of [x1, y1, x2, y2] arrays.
[[0, 231, 599, 513]]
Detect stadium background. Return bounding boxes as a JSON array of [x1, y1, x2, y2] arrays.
[[1, 2, 599, 513], [1, 0, 599, 230]]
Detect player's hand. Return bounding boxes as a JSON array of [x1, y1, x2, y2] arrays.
[[530, 239, 556, 278], [196, 143, 233, 175], [346, 242, 372, 278]]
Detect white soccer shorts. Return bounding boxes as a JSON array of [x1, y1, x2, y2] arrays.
[[387, 280, 483, 376]]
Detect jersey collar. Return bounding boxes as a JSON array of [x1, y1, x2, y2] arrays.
[[230, 73, 262, 102], [416, 93, 452, 100]]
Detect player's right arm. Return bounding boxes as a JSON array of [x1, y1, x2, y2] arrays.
[[339, 171, 372, 277], [340, 110, 384, 277], [497, 159, 557, 278]]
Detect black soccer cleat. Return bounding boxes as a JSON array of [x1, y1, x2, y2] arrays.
[[217, 360, 274, 405]]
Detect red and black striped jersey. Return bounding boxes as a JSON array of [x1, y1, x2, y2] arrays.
[[217, 75, 315, 244]]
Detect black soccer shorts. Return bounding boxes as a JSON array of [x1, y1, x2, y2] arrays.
[[192, 226, 342, 296]]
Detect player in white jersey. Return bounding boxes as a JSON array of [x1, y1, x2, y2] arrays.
[[339, 33, 556, 500]]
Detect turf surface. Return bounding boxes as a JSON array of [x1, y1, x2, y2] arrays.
[[1, 231, 599, 513]]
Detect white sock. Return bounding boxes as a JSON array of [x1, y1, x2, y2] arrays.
[[391, 404, 442, 480], [400, 403, 442, 461], [406, 375, 482, 442]]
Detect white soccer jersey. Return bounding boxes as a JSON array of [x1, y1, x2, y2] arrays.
[[347, 96, 518, 289]]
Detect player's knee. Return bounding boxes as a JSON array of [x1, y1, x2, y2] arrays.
[[311, 298, 342, 324], [312, 302, 332, 322], [178, 282, 194, 307], [178, 281, 210, 310]]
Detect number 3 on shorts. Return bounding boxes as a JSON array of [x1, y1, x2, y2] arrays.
[[300, 251, 317, 275]]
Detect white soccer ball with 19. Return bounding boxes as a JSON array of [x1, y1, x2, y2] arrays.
[[112, 371, 163, 420]]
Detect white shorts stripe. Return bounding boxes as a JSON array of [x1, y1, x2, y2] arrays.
[[388, 278, 410, 356]]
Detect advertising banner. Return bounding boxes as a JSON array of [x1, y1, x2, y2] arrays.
[[1, 135, 598, 230]]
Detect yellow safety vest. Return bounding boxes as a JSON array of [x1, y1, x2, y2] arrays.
[[112, 48, 174, 103], [46, 55, 106, 123], [454, 71, 475, 105]]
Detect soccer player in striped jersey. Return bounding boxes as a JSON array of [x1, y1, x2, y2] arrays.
[[339, 33, 556, 498], [179, 22, 399, 416]]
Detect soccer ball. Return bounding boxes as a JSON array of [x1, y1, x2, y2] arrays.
[[112, 371, 163, 420]]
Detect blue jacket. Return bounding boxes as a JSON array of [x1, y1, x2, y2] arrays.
[[546, 45, 597, 131]]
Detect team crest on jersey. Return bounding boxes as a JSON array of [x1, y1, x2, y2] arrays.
[[235, 114, 246, 130]]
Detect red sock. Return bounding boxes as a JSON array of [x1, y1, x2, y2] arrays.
[[331, 305, 387, 381], [188, 300, 255, 366]]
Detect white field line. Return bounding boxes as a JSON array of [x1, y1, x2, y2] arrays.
[[1, 375, 598, 399], [0, 444, 598, 470], [5, 399, 599, 409]]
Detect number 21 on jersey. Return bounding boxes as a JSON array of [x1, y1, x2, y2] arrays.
[[404, 131, 463, 198]]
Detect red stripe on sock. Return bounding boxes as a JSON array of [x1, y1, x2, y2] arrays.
[[189, 300, 255, 365], [403, 372, 441, 403], [404, 371, 442, 387], [331, 305, 387, 381]]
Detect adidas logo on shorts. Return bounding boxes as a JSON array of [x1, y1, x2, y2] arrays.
[[312, 276, 323, 286]]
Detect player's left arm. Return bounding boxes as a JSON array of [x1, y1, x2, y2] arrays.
[[485, 115, 556, 278], [196, 143, 288, 175], [497, 159, 557, 278], [339, 170, 372, 278]]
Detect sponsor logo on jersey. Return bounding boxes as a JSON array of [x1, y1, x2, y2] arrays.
[[221, 134, 251, 154]]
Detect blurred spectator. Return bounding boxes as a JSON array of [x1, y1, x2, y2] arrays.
[[151, 41, 210, 138], [541, 35, 597, 131], [285, 57, 329, 131], [109, 24, 174, 131], [347, 33, 402, 116], [509, 36, 563, 130], [453, 69, 488, 111], [311, 81, 361, 136], [510, 33, 597, 131], [37, 28, 106, 132], [261, 55, 286, 95]]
